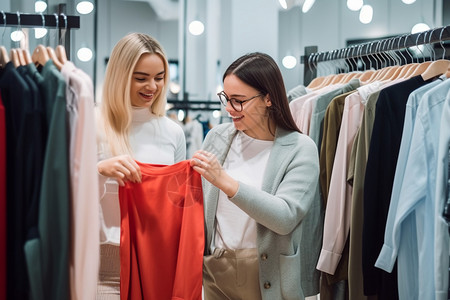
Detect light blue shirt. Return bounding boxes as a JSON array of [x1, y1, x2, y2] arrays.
[[375, 78, 449, 300], [375, 78, 442, 300], [434, 88, 450, 300]]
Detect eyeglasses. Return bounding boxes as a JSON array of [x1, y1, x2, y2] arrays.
[[217, 91, 263, 112]]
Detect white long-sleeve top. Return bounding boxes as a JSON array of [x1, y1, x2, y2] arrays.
[[96, 106, 186, 245]]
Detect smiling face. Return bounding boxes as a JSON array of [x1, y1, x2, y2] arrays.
[[223, 74, 274, 140], [130, 53, 166, 108]]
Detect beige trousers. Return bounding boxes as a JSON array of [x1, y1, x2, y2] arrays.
[[96, 244, 120, 300], [203, 248, 262, 300]]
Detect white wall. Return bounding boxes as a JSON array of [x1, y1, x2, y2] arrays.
[[95, 0, 179, 102], [279, 0, 443, 90], [0, 0, 444, 95]]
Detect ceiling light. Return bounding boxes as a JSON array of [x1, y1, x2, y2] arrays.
[[11, 30, 24, 42], [282, 55, 297, 69], [35, 28, 48, 39], [411, 23, 430, 34], [302, 0, 315, 13], [347, 0, 363, 11], [359, 5, 373, 24], [189, 20, 204, 36], [35, 1, 47, 13], [402, 0, 416, 4], [76, 1, 94, 14], [279, 0, 288, 9], [77, 47, 93, 62]]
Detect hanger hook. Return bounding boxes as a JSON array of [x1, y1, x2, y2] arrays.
[[439, 26, 446, 60], [53, 13, 59, 47], [396, 34, 407, 65], [403, 33, 414, 63], [414, 31, 424, 63], [15, 11, 23, 48], [59, 13, 67, 45], [428, 27, 436, 61], [1, 11, 6, 45]]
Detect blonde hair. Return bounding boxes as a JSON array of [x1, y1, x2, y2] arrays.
[[100, 33, 170, 156]]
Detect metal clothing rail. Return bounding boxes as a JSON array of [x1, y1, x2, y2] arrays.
[[167, 99, 222, 112], [1, 12, 80, 29], [301, 25, 450, 85], [1, 10, 80, 60]]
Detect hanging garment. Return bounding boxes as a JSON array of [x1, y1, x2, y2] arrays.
[[24, 60, 70, 300], [119, 160, 204, 300], [374, 78, 442, 300], [61, 61, 99, 300], [363, 75, 431, 299], [0, 61, 32, 300], [0, 93, 6, 300], [309, 78, 360, 149], [375, 78, 450, 299], [439, 97, 450, 300]]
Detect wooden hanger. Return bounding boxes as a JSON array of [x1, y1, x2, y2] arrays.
[[32, 44, 50, 67], [22, 49, 33, 65], [307, 75, 326, 89], [56, 45, 68, 64], [407, 61, 432, 78], [420, 59, 450, 81], [17, 48, 26, 66], [10, 49, 21, 68], [0, 46, 9, 67], [46, 46, 63, 70]]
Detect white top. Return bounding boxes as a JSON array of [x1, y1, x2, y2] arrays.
[[97, 106, 186, 245], [214, 131, 273, 250]]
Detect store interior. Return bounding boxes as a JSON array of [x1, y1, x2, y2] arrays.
[[0, 0, 447, 124]]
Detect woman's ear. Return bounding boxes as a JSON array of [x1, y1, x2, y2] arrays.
[[265, 94, 272, 107]]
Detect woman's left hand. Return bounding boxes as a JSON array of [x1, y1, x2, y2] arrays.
[[190, 150, 239, 198]]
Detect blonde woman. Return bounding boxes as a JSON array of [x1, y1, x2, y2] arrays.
[[95, 33, 186, 298]]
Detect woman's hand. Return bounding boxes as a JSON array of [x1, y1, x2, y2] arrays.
[[97, 155, 142, 186], [190, 150, 239, 197]]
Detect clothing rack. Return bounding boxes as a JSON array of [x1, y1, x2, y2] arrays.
[[301, 25, 450, 85], [167, 99, 221, 112], [1, 10, 80, 59], [1, 12, 80, 29]]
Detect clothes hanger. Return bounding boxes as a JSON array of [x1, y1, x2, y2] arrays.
[[405, 31, 434, 79], [421, 27, 450, 81], [32, 44, 50, 67], [47, 46, 63, 70], [22, 48, 33, 65], [56, 45, 68, 64], [0, 46, 9, 67], [55, 14, 68, 64], [10, 48, 21, 67], [16, 47, 26, 66], [313, 51, 341, 89], [0, 11, 8, 67], [377, 39, 402, 82], [341, 45, 363, 82], [307, 52, 329, 89], [45, 14, 63, 70]]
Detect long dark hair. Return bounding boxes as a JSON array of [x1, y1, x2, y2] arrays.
[[223, 52, 300, 134]]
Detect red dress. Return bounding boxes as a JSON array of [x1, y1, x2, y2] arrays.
[[119, 160, 204, 300]]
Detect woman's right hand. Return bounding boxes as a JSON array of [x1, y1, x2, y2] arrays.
[[97, 155, 142, 186]]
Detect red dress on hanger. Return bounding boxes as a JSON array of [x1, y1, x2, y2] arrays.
[[119, 160, 204, 300]]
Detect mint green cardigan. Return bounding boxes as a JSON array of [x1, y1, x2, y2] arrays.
[[201, 123, 320, 300]]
